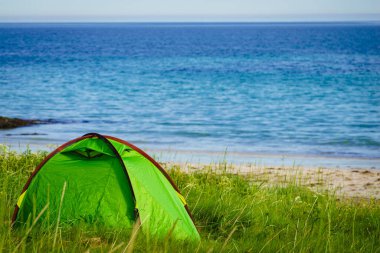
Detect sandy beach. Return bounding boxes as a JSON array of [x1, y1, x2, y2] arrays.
[[164, 162, 380, 200]]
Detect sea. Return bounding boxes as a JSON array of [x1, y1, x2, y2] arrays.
[[1, 22, 379, 168]]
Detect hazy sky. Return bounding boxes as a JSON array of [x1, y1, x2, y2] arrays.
[[0, 0, 379, 22]]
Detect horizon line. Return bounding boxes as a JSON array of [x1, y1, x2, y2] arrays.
[[1, 20, 380, 24]]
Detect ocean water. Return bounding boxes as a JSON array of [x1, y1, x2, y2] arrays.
[[0, 23, 380, 162]]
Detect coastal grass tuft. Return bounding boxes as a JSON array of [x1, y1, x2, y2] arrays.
[[0, 146, 379, 252]]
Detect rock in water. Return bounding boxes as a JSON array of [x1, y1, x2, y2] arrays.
[[0, 116, 38, 129]]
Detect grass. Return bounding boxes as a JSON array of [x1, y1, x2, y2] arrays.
[[0, 145, 379, 252]]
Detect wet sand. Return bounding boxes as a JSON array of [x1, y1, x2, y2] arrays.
[[164, 163, 380, 200]]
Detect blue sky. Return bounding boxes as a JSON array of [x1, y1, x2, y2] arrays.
[[0, 0, 379, 22]]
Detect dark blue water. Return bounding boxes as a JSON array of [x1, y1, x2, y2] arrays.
[[1, 23, 380, 159]]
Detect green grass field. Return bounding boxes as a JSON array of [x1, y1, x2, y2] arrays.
[[1, 146, 379, 252]]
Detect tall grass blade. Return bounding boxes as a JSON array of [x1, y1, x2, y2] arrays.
[[53, 181, 67, 249]]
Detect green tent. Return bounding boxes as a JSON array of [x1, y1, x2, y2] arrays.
[[12, 133, 200, 241]]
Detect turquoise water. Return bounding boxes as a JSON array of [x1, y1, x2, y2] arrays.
[[0, 23, 379, 161]]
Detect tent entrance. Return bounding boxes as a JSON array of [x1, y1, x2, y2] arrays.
[[63, 148, 111, 159]]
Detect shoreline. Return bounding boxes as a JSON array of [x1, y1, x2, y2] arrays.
[[1, 143, 379, 200], [1, 141, 380, 170], [149, 148, 380, 170]]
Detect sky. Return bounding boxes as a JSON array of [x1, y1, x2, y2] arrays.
[[0, 0, 379, 22]]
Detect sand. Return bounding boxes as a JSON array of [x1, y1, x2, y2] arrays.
[[164, 163, 380, 200]]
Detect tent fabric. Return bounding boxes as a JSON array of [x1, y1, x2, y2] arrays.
[[12, 133, 200, 242]]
